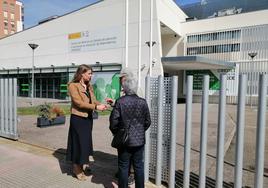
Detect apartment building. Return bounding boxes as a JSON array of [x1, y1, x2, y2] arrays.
[[0, 0, 23, 38]]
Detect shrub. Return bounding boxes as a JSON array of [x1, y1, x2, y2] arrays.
[[37, 103, 65, 120]]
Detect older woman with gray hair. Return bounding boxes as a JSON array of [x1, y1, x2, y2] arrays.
[[109, 72, 151, 188]]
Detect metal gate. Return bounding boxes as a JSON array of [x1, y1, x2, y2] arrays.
[[0, 78, 18, 140], [145, 74, 267, 188]]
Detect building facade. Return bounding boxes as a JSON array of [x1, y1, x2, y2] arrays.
[[0, 0, 23, 39], [0, 0, 267, 104]]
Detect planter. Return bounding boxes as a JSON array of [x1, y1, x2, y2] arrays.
[[37, 116, 66, 128]]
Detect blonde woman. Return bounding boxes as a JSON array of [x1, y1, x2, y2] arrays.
[[66, 64, 107, 180]]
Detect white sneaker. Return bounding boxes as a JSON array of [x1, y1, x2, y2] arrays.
[[89, 155, 95, 162]]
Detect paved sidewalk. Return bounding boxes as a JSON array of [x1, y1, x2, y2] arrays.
[[7, 100, 268, 187], [0, 137, 115, 188], [0, 138, 159, 188]]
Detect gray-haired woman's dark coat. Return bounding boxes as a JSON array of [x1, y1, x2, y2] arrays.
[[109, 94, 151, 147]]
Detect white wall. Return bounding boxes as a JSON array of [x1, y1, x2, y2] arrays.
[[157, 0, 187, 36], [181, 9, 268, 35], [161, 34, 184, 57], [0, 0, 124, 69]]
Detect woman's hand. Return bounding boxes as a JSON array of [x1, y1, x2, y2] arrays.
[[105, 98, 114, 105], [96, 104, 108, 111]]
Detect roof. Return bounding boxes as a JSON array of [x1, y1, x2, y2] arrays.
[[180, 0, 268, 20], [161, 56, 235, 71]]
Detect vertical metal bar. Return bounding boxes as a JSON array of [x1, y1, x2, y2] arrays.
[[169, 76, 178, 188], [0, 79, 3, 133], [125, 0, 129, 68], [250, 59, 253, 108], [13, 78, 18, 138], [4, 79, 8, 134], [199, 75, 209, 188], [254, 74, 267, 188], [216, 74, 227, 188], [234, 74, 247, 188], [144, 76, 151, 182], [137, 0, 142, 88], [156, 75, 164, 186], [149, 0, 153, 76], [31, 49, 34, 105], [183, 76, 193, 188], [9, 79, 13, 134]]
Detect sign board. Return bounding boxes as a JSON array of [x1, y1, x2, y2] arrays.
[[185, 66, 238, 96], [186, 70, 222, 90], [68, 26, 122, 53]]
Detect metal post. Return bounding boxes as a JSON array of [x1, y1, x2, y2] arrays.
[[216, 74, 227, 188], [156, 75, 164, 186], [31, 50, 34, 105], [234, 74, 247, 188], [138, 0, 142, 88], [28, 43, 38, 106], [199, 75, 209, 188], [9, 79, 12, 133], [248, 52, 257, 107], [183, 76, 193, 188], [4, 79, 8, 134], [144, 76, 151, 182], [149, 0, 153, 76], [254, 74, 267, 188], [250, 60, 253, 107], [125, 0, 129, 68], [13, 78, 18, 138], [169, 76, 178, 188], [0, 79, 4, 133]]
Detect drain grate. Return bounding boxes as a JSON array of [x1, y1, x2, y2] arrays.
[[175, 170, 233, 188]]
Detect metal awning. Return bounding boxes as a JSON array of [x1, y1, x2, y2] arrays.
[[162, 56, 235, 70]]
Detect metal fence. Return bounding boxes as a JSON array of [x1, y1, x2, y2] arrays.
[[0, 78, 18, 140], [145, 74, 267, 188]]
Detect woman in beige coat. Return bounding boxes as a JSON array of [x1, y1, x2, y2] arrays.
[[66, 64, 107, 180]]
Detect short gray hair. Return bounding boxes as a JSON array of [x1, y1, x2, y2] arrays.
[[122, 73, 138, 95]]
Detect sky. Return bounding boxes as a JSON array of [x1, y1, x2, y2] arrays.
[[21, 0, 200, 29]]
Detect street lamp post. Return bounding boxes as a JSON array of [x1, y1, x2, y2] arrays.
[[28, 43, 39, 106], [248, 52, 257, 108]]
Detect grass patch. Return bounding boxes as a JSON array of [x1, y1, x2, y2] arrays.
[[17, 105, 111, 116], [17, 106, 38, 115]]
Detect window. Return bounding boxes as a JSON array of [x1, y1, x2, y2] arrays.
[[11, 13, 15, 20], [10, 30, 15, 34], [10, 3, 15, 12], [11, 21, 15, 28], [4, 20, 8, 27], [3, 1, 8, 9], [3, 11, 8, 18], [4, 29, 8, 35]]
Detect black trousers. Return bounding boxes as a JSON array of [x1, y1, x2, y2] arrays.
[[66, 114, 93, 165], [118, 146, 144, 188]]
